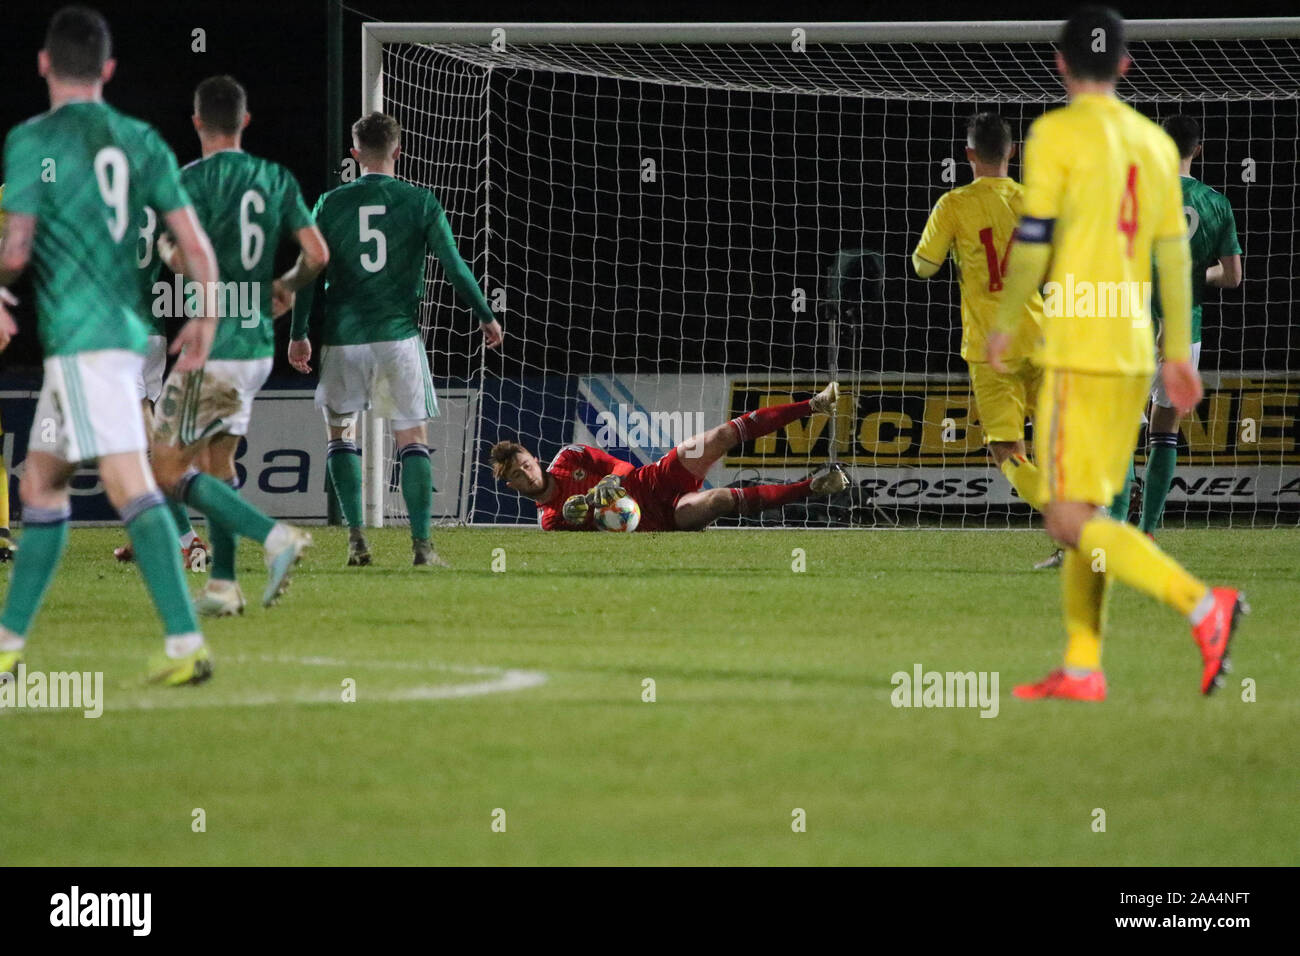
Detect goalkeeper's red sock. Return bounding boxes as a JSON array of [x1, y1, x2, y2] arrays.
[[729, 479, 813, 515], [727, 399, 812, 443]]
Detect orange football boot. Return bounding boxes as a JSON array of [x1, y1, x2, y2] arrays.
[[1013, 668, 1107, 701], [1192, 587, 1247, 696]]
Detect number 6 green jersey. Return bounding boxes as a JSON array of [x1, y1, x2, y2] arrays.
[[291, 172, 495, 346], [1, 101, 190, 357], [180, 150, 313, 360]]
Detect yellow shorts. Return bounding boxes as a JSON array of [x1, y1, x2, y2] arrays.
[[968, 359, 1042, 443], [1037, 368, 1149, 507]]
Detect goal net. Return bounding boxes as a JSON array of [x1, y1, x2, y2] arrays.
[[361, 20, 1300, 529]]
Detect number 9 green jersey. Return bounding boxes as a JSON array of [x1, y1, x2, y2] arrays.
[[1, 101, 190, 357]]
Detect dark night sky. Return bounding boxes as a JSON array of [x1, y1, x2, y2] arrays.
[[1, 0, 1293, 375]]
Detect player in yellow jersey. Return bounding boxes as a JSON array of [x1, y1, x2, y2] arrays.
[[0, 185, 17, 561], [988, 6, 1245, 700], [912, 112, 1048, 524]]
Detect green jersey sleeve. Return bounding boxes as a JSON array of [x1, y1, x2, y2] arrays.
[[1212, 192, 1242, 260], [280, 167, 313, 234], [424, 192, 496, 325], [140, 126, 190, 215], [2, 124, 43, 216]]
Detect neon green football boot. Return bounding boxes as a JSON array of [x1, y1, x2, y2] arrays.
[[147, 645, 214, 686], [0, 648, 23, 678]]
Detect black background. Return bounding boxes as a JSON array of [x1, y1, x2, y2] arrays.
[[1, 0, 1295, 383]]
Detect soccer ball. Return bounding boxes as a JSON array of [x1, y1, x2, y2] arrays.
[[596, 495, 641, 532]]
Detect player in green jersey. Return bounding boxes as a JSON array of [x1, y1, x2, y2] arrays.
[[112, 202, 208, 568], [289, 112, 503, 567], [149, 75, 328, 616], [0, 6, 222, 685], [1140, 115, 1242, 534]]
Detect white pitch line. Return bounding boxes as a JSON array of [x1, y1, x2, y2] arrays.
[[40, 650, 548, 712], [111, 668, 548, 711]]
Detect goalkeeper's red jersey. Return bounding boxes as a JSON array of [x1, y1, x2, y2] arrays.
[[535, 445, 635, 531], [535, 444, 703, 531]]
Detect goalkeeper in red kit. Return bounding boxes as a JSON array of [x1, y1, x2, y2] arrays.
[[490, 382, 849, 531]]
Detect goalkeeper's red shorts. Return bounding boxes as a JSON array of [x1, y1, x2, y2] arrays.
[[622, 448, 704, 531]]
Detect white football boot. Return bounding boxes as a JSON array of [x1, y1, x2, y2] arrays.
[[810, 462, 851, 495], [810, 381, 840, 416], [263, 524, 312, 607], [195, 579, 246, 617]]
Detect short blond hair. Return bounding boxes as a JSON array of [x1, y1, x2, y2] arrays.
[[488, 440, 529, 480]]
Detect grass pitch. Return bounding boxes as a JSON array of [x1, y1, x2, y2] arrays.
[[1, 526, 1295, 866]]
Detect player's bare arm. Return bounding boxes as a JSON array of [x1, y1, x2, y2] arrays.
[[0, 210, 35, 286], [1206, 253, 1242, 288], [0, 287, 18, 352], [0, 212, 34, 352], [271, 224, 330, 317]]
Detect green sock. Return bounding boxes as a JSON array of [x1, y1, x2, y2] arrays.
[[182, 472, 274, 544], [1107, 458, 1136, 523], [210, 518, 237, 581], [168, 498, 194, 538], [327, 440, 364, 529], [126, 495, 200, 637], [0, 507, 70, 637], [399, 443, 433, 541], [1140, 436, 1179, 534]]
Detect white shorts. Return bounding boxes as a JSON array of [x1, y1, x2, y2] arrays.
[[153, 357, 273, 449], [1151, 342, 1202, 409], [135, 335, 167, 404], [30, 350, 148, 463], [316, 335, 438, 431]]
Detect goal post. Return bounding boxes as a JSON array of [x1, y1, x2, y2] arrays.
[[359, 18, 1300, 529]]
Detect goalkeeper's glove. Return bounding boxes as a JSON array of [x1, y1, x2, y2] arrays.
[[562, 494, 591, 526], [589, 474, 628, 507]]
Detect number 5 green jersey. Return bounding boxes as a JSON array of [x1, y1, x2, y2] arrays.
[[180, 150, 313, 360], [290, 172, 495, 345], [1, 101, 190, 357]]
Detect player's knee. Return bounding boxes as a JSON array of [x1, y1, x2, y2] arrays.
[[149, 450, 187, 496], [18, 465, 59, 507], [393, 423, 427, 447], [324, 408, 358, 441]]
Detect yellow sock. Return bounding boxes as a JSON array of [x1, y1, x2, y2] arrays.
[[1077, 516, 1209, 618], [1000, 454, 1046, 510], [1062, 547, 1108, 671]]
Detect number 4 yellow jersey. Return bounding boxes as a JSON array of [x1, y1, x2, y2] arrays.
[[914, 177, 1045, 363], [1020, 93, 1186, 374]]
